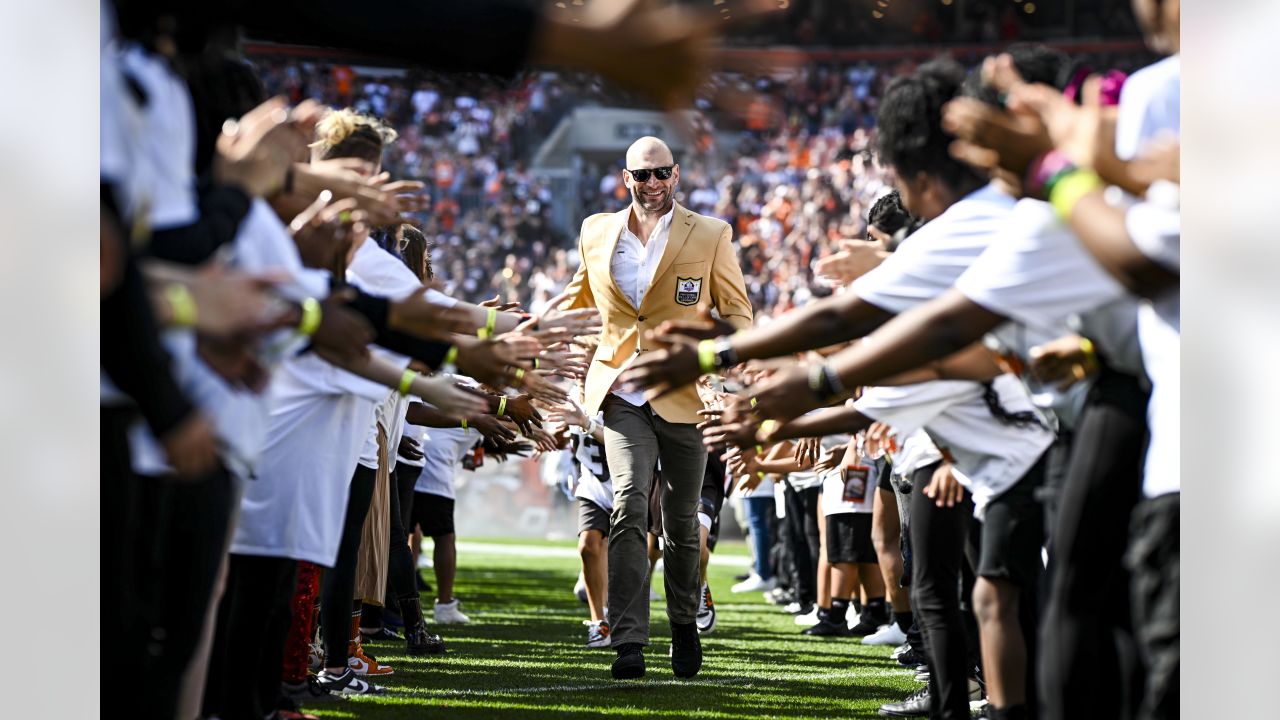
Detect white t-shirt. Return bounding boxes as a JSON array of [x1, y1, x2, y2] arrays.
[[1115, 55, 1180, 162], [572, 414, 614, 511], [414, 422, 475, 500], [230, 352, 390, 566], [891, 430, 944, 479], [852, 183, 1016, 314], [1129, 195, 1180, 497], [855, 377, 1053, 517], [822, 453, 878, 516], [127, 199, 329, 480], [955, 199, 1130, 338]]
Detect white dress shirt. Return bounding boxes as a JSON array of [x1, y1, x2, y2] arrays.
[[609, 206, 675, 406]]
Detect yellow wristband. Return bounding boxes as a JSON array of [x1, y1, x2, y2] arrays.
[[697, 339, 717, 374], [514, 368, 526, 385], [443, 345, 458, 369], [750, 397, 758, 408], [1049, 170, 1102, 222], [1079, 336, 1096, 358], [756, 445, 765, 455], [299, 297, 322, 336], [477, 307, 498, 339], [165, 284, 197, 328], [760, 419, 778, 438], [497, 397, 508, 417], [398, 369, 418, 396], [461, 418, 469, 431], [534, 358, 540, 370]]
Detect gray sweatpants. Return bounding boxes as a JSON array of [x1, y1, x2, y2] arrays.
[[602, 395, 707, 647]]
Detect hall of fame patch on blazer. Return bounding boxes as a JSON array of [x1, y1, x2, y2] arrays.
[[675, 276, 702, 306]]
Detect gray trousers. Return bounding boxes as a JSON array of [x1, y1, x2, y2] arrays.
[[603, 395, 707, 647]]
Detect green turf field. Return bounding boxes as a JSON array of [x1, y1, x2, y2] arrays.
[[307, 537, 922, 719]]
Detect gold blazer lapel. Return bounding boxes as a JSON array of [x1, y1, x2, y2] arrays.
[[645, 204, 695, 305]]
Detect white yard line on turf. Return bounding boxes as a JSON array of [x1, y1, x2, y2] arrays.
[[456, 541, 750, 567], [412, 666, 911, 698]]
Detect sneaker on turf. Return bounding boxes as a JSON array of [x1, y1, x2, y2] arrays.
[[802, 618, 854, 637], [360, 625, 402, 644], [896, 646, 928, 669], [793, 606, 821, 626], [280, 675, 341, 705], [348, 642, 395, 676], [731, 573, 776, 593], [914, 668, 930, 682], [764, 587, 795, 606], [585, 620, 612, 648], [695, 584, 717, 634], [669, 621, 702, 678], [878, 684, 930, 717], [434, 598, 471, 624], [784, 600, 814, 616], [849, 613, 884, 636], [315, 668, 387, 696], [891, 642, 910, 659], [863, 622, 908, 646], [405, 620, 447, 655]]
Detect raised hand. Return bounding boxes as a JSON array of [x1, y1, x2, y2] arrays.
[[747, 364, 819, 426], [413, 374, 491, 419], [215, 97, 322, 197], [814, 239, 886, 287]]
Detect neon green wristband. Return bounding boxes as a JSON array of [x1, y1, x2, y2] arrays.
[[461, 418, 469, 431], [497, 397, 508, 417], [299, 297, 322, 336], [514, 368, 526, 385], [760, 419, 778, 438], [1049, 170, 1102, 222], [477, 307, 498, 339], [397, 369, 418, 396], [165, 284, 197, 328], [442, 345, 458, 369], [697, 339, 717, 374]]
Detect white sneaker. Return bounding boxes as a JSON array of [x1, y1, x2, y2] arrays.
[[434, 598, 471, 624], [891, 642, 910, 659], [584, 620, 612, 648], [793, 607, 820, 626], [731, 573, 776, 593], [863, 622, 908, 646], [650, 586, 661, 601]]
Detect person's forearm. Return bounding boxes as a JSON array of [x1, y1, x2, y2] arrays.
[[145, 182, 253, 265], [771, 406, 873, 442], [875, 342, 1003, 386], [828, 290, 1005, 391], [1068, 191, 1178, 299], [730, 293, 891, 363], [406, 402, 466, 428]]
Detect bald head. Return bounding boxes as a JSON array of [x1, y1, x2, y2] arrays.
[[625, 136, 674, 169]]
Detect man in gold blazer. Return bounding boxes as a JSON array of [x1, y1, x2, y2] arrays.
[[559, 137, 752, 680]]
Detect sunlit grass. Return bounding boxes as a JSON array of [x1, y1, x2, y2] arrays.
[[306, 538, 919, 719]]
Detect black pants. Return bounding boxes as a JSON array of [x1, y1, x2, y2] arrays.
[[395, 461, 421, 530], [781, 481, 821, 605], [102, 408, 142, 717], [909, 460, 975, 720], [1126, 493, 1178, 720], [321, 465, 377, 665], [204, 554, 298, 720], [387, 464, 418, 603], [1039, 370, 1148, 720]]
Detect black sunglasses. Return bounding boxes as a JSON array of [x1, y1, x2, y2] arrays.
[[627, 166, 674, 182]]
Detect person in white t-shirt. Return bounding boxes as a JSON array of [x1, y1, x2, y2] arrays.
[[547, 400, 615, 648]]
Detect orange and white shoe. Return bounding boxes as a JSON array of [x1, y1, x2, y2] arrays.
[[348, 640, 395, 676], [584, 620, 611, 649]]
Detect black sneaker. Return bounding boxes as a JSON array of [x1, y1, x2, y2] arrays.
[[878, 684, 930, 716], [405, 620, 447, 655], [611, 643, 645, 680], [896, 647, 928, 669], [802, 618, 853, 637], [669, 621, 702, 679], [280, 676, 341, 704], [315, 668, 387, 696], [849, 617, 883, 636], [360, 625, 403, 644]]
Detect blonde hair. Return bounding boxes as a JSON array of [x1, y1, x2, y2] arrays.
[[310, 108, 399, 162]]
